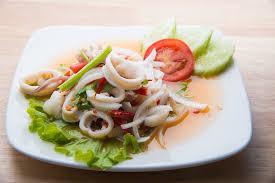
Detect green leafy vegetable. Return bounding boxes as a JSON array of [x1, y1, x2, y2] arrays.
[[27, 99, 71, 145], [37, 122, 71, 145], [59, 46, 112, 91], [26, 97, 143, 170], [73, 83, 96, 111], [54, 135, 140, 170], [123, 133, 141, 153], [101, 83, 114, 93], [73, 81, 114, 111], [75, 99, 92, 111], [61, 125, 86, 140]]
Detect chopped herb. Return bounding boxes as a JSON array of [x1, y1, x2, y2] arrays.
[[141, 79, 149, 86], [77, 82, 97, 96], [73, 83, 96, 111], [80, 50, 90, 62], [75, 99, 92, 111], [176, 82, 189, 94], [102, 83, 114, 93], [73, 80, 114, 111]]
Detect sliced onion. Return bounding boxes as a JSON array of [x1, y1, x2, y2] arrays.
[[144, 105, 172, 127], [168, 90, 207, 110], [165, 98, 188, 125], [137, 136, 151, 143], [121, 102, 135, 113], [156, 126, 166, 149], [89, 100, 122, 111], [107, 126, 123, 138], [120, 117, 144, 129], [134, 86, 166, 120], [144, 49, 156, 62]]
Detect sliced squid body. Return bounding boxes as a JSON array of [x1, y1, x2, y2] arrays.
[[86, 87, 125, 111], [165, 98, 188, 125], [168, 90, 207, 110], [19, 70, 62, 96], [121, 86, 170, 140], [62, 68, 104, 122], [103, 48, 146, 90], [144, 105, 172, 127], [79, 109, 114, 138], [43, 91, 65, 119]]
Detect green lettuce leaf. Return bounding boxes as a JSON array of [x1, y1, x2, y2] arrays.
[[55, 135, 141, 170], [123, 133, 141, 154], [26, 98, 143, 170], [27, 99, 71, 145]]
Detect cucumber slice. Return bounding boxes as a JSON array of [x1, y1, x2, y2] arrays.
[[194, 31, 235, 77], [142, 18, 176, 54], [176, 26, 213, 58]]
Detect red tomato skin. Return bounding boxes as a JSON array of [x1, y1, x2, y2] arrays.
[[144, 39, 195, 81], [70, 62, 87, 73]]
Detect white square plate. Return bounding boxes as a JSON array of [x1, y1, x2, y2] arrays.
[[6, 26, 252, 172]]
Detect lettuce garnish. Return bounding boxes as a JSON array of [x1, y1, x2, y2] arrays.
[[26, 98, 142, 170]]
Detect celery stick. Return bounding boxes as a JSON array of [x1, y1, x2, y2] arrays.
[[59, 46, 112, 91]]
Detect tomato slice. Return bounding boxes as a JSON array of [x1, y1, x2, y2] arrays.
[[70, 62, 87, 73], [144, 39, 194, 81]]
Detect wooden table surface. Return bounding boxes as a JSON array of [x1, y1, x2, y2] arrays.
[[0, 0, 275, 182]]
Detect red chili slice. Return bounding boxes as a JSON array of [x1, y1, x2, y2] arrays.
[[110, 110, 135, 120], [134, 87, 147, 95], [95, 77, 107, 93]]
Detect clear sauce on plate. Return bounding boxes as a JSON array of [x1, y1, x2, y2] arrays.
[[51, 39, 223, 149], [148, 76, 222, 150]]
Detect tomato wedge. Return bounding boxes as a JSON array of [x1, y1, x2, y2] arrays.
[[70, 62, 87, 73], [144, 39, 195, 81]]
